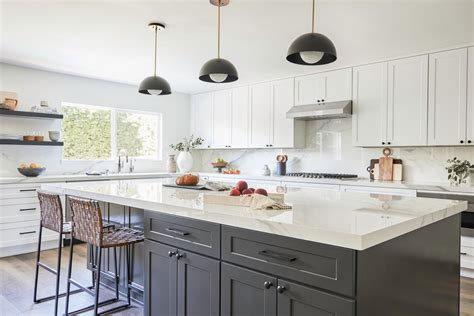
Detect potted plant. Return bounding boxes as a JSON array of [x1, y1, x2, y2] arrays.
[[446, 157, 471, 185], [169, 135, 204, 173]]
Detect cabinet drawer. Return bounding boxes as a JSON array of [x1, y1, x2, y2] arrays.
[[0, 184, 40, 199], [0, 221, 56, 248], [461, 233, 474, 248], [144, 211, 220, 259], [222, 226, 355, 297], [0, 202, 40, 223]]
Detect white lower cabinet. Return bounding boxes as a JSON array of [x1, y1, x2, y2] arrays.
[[461, 228, 474, 278], [0, 183, 63, 257]]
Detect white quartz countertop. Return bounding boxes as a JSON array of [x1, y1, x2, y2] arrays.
[[42, 178, 467, 251], [198, 172, 474, 196], [0, 172, 177, 185]]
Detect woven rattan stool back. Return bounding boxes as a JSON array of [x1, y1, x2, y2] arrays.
[[37, 191, 64, 233], [68, 196, 104, 247]]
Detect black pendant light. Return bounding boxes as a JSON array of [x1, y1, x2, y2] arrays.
[[287, 0, 337, 66], [199, 0, 238, 83], [139, 22, 171, 95]]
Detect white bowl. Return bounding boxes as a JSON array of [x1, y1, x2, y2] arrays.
[[48, 131, 60, 142]]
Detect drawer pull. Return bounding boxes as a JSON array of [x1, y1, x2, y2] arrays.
[[19, 231, 36, 235], [264, 281, 273, 289], [277, 285, 286, 293], [19, 208, 37, 212], [19, 189, 37, 192], [166, 228, 190, 236], [461, 252, 467, 255], [259, 250, 297, 262]]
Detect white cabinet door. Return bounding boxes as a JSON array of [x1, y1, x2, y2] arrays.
[[230, 86, 249, 148], [467, 47, 474, 145], [387, 55, 428, 146], [325, 68, 352, 102], [352, 62, 388, 147], [428, 48, 468, 146], [294, 73, 326, 106], [212, 90, 232, 148], [272, 78, 295, 148], [191, 93, 213, 149], [249, 82, 272, 148]]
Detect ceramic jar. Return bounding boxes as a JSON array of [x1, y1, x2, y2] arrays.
[[177, 151, 193, 173], [167, 155, 177, 173]]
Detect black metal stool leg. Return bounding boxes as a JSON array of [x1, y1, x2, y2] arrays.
[[53, 231, 63, 316], [64, 237, 75, 316], [93, 246, 102, 316], [114, 247, 119, 300], [33, 225, 43, 303]]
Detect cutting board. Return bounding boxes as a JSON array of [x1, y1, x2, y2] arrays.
[[203, 192, 284, 207], [379, 156, 393, 181], [368, 159, 402, 180]]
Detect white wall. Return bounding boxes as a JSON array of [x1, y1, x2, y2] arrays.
[[195, 119, 474, 183], [0, 63, 190, 176]]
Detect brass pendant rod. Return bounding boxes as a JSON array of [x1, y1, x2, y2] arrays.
[[153, 26, 158, 76], [217, 0, 221, 58], [312, 0, 315, 33]]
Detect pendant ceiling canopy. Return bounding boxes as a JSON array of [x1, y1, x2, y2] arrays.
[[287, 0, 337, 66], [139, 22, 171, 95], [199, 0, 238, 83]]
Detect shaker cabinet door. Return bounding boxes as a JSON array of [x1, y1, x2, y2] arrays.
[[144, 240, 178, 316], [221, 262, 277, 316], [467, 47, 474, 145], [352, 62, 388, 147], [212, 90, 232, 148], [230, 86, 250, 148], [249, 82, 272, 148], [191, 93, 214, 149], [277, 280, 355, 316], [294, 73, 326, 106], [177, 250, 220, 316], [428, 48, 468, 145], [387, 55, 428, 146], [272, 78, 295, 148]]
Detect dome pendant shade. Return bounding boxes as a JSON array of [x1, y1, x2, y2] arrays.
[[287, 32, 337, 65], [199, 58, 238, 83], [138, 76, 171, 95]]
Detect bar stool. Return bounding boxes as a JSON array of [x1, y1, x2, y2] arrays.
[[34, 191, 86, 316], [65, 196, 144, 316]]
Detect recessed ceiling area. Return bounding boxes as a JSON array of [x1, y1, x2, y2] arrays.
[[1, 0, 472, 94]]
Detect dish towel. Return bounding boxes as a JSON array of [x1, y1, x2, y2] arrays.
[[247, 194, 292, 210]]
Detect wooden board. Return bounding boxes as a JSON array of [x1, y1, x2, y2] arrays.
[[379, 156, 393, 181], [203, 191, 284, 207]]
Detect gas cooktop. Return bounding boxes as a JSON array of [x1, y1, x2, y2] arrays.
[[285, 173, 358, 179]]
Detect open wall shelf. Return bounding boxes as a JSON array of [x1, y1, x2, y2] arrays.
[[0, 109, 63, 119], [0, 139, 63, 146]]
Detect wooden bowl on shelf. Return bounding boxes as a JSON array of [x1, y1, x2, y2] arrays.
[[34, 136, 44, 141], [23, 135, 35, 141], [17, 167, 46, 177]]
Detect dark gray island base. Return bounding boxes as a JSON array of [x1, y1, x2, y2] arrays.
[[73, 200, 461, 316]]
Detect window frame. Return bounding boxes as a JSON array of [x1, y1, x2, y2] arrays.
[[61, 102, 163, 162]]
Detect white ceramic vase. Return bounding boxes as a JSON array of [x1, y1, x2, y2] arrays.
[[177, 151, 193, 173]]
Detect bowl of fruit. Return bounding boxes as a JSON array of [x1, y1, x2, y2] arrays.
[[211, 158, 228, 172], [230, 181, 268, 197], [17, 163, 46, 177]]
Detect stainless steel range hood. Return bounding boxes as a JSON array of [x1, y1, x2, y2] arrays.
[[286, 100, 352, 120]]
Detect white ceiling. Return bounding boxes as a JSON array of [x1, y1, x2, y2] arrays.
[[1, 0, 472, 94]]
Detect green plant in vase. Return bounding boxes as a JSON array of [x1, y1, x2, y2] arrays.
[[446, 157, 471, 185]]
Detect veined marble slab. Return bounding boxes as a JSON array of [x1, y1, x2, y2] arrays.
[[42, 178, 466, 251]]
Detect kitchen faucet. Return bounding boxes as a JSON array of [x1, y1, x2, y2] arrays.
[[118, 149, 128, 173]]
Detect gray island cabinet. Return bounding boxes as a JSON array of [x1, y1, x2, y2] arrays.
[[144, 211, 460, 316]]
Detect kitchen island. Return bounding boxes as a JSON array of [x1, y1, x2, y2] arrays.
[[43, 178, 467, 316]]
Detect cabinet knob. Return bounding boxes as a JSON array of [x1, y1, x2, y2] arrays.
[[264, 281, 273, 289], [321, 99, 325, 102], [175, 252, 184, 260], [317, 100, 320, 103], [382, 142, 385, 145], [387, 142, 391, 145], [277, 285, 286, 293], [168, 250, 177, 257], [460, 140, 464, 144], [468, 140, 472, 144]]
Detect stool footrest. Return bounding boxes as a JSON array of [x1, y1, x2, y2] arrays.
[[66, 297, 119, 315], [37, 261, 58, 275], [68, 279, 95, 296], [33, 287, 85, 304]]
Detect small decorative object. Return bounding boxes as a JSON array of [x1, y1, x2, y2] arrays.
[[169, 135, 204, 173], [276, 155, 288, 176], [223, 168, 240, 174], [34, 135, 44, 142], [23, 135, 35, 141], [446, 157, 471, 185], [167, 154, 177, 173], [0, 91, 18, 110], [262, 164, 271, 176], [40, 101, 49, 107], [48, 131, 60, 142], [212, 158, 228, 173], [17, 163, 45, 177]]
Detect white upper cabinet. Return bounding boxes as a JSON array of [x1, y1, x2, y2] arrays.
[[272, 78, 296, 148], [387, 55, 428, 146], [212, 90, 232, 148], [352, 62, 388, 147], [249, 82, 272, 148], [294, 68, 352, 106], [191, 93, 213, 148], [428, 48, 468, 146], [467, 47, 474, 145], [230, 86, 249, 148]]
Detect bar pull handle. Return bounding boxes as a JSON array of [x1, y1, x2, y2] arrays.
[[19, 208, 37, 212], [258, 250, 297, 262], [19, 231, 36, 235], [19, 189, 37, 192], [460, 252, 467, 255], [166, 228, 190, 236]]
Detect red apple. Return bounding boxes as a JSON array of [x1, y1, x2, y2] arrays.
[[248, 188, 255, 193], [235, 180, 248, 192], [229, 188, 241, 196], [254, 188, 268, 196], [242, 188, 253, 195]]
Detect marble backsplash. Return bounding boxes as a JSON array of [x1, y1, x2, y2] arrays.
[[193, 118, 474, 183]]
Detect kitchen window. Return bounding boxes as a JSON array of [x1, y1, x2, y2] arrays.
[[61, 102, 162, 160]]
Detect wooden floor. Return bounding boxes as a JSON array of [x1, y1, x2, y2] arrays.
[[0, 244, 473, 316]]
